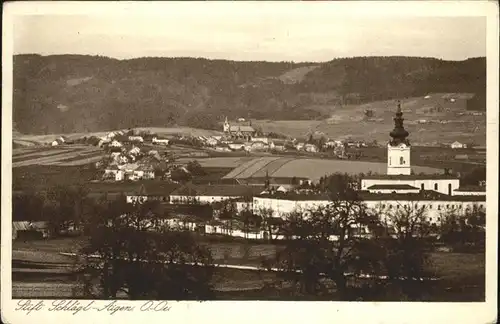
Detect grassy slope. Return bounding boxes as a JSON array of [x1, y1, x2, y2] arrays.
[[13, 55, 485, 146]]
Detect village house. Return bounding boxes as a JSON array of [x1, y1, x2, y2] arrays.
[[247, 141, 269, 152], [104, 165, 125, 181], [228, 141, 246, 151], [109, 140, 123, 148], [124, 183, 180, 204], [295, 142, 306, 151], [304, 143, 319, 153], [251, 137, 270, 144], [128, 135, 144, 143], [451, 141, 467, 149], [205, 137, 219, 147], [214, 144, 232, 152], [51, 136, 67, 146], [270, 140, 287, 151], [323, 140, 338, 149], [152, 137, 170, 145]]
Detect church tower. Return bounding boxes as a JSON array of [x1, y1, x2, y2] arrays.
[[387, 101, 411, 175], [223, 116, 230, 133]]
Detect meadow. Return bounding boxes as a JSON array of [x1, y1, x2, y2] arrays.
[[252, 95, 486, 146], [11, 237, 484, 301], [12, 145, 103, 168]]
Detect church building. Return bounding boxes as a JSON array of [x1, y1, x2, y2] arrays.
[[223, 117, 256, 141], [360, 102, 481, 197]]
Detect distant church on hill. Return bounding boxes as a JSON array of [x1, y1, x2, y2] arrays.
[[223, 117, 256, 141]]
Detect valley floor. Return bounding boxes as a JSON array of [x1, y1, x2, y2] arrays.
[[11, 237, 485, 301]]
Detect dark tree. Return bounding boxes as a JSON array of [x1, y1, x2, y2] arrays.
[[77, 196, 214, 299], [372, 203, 433, 300], [45, 185, 91, 236], [274, 175, 377, 299], [186, 160, 206, 176]]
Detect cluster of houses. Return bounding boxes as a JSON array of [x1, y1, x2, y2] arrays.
[[202, 117, 370, 155]]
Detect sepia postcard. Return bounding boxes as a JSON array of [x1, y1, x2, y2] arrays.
[[2, 1, 498, 324]]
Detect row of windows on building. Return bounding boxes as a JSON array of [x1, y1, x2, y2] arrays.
[[379, 203, 484, 210]]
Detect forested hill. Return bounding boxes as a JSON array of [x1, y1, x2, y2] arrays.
[[13, 54, 486, 135]]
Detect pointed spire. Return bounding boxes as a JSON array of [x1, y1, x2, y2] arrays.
[[389, 100, 409, 146]]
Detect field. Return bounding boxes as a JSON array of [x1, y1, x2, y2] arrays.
[[253, 95, 486, 146], [216, 157, 440, 181], [12, 144, 103, 168], [11, 237, 485, 300], [13, 165, 98, 190]]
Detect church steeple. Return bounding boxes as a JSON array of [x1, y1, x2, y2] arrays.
[[389, 101, 410, 146], [387, 101, 411, 175]]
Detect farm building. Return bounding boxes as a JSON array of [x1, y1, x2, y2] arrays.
[[450, 141, 467, 149], [51, 137, 66, 146], [12, 221, 51, 240]]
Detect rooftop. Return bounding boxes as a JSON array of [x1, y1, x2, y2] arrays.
[[229, 125, 255, 133], [362, 174, 459, 180], [171, 184, 266, 197], [87, 181, 180, 196], [367, 184, 420, 190], [454, 185, 486, 192], [255, 190, 485, 202]]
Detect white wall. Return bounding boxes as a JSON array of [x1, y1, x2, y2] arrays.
[[365, 199, 485, 225], [253, 196, 485, 226], [361, 178, 460, 196], [253, 197, 331, 218], [170, 195, 238, 204], [387, 143, 411, 175]]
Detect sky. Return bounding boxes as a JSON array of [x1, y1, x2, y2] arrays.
[[13, 9, 487, 62]]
